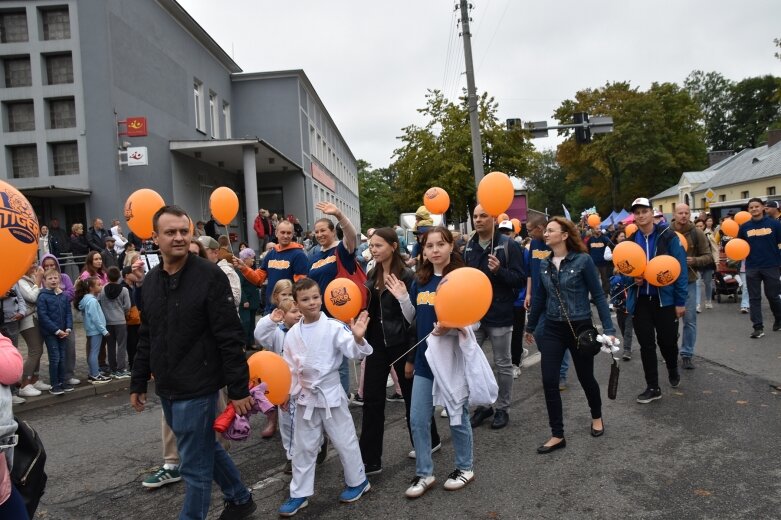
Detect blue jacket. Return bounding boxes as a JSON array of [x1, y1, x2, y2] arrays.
[[587, 233, 612, 266], [79, 293, 108, 337], [464, 233, 526, 327], [526, 252, 615, 335], [624, 224, 688, 314], [36, 288, 73, 336]]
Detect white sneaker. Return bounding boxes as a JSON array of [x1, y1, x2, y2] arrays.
[[68, 378, 81, 385], [512, 365, 521, 379], [705, 302, 713, 309], [440, 408, 448, 418], [408, 442, 442, 459], [696, 305, 701, 313], [18, 385, 42, 397], [443, 468, 475, 490], [405, 475, 435, 498], [11, 395, 26, 405], [33, 380, 52, 391]]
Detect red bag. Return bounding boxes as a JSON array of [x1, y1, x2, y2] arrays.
[[334, 249, 369, 310]]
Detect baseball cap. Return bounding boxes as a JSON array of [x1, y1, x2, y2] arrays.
[[198, 236, 219, 250], [498, 220, 513, 231], [631, 197, 652, 210], [765, 200, 779, 209], [104, 235, 116, 242], [653, 209, 663, 218]]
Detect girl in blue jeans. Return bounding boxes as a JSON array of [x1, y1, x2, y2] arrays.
[[75, 277, 111, 384], [36, 269, 74, 394]]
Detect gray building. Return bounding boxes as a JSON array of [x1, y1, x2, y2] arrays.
[[0, 0, 360, 251]]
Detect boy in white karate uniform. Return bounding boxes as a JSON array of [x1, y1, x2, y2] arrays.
[[278, 278, 373, 517]]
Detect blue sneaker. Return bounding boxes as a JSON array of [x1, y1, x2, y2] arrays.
[[279, 496, 309, 517], [338, 479, 371, 503]]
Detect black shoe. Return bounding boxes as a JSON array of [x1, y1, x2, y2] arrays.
[[536, 438, 566, 454], [490, 409, 509, 429], [637, 388, 662, 404], [316, 437, 328, 465], [590, 419, 604, 437], [681, 357, 694, 370], [750, 328, 764, 339], [364, 463, 382, 476], [283, 461, 292, 474], [386, 392, 404, 402], [470, 406, 494, 428], [219, 497, 257, 520], [773, 320, 781, 332], [669, 370, 680, 388]]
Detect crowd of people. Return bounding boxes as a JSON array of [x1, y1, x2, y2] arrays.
[[1, 196, 779, 519]]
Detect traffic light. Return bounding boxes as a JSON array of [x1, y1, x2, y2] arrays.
[[573, 112, 591, 144]]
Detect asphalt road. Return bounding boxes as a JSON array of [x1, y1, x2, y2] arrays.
[[17, 299, 781, 520]]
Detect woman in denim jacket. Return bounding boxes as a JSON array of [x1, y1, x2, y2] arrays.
[[525, 217, 615, 454]]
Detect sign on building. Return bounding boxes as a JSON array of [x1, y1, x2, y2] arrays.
[[127, 147, 148, 166], [126, 117, 148, 137]]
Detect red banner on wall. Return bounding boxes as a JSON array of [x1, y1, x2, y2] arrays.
[[125, 117, 148, 137], [311, 162, 336, 191]]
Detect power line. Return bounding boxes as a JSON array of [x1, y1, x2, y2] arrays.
[[476, 0, 511, 72], [441, 7, 459, 98]]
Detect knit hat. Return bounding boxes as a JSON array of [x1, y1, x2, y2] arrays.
[[239, 248, 256, 260]]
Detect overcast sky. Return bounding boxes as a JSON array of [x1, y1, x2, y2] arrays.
[[179, 0, 780, 169]]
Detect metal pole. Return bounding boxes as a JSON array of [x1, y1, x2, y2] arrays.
[[459, 0, 484, 186]]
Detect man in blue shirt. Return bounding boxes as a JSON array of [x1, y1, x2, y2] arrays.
[[737, 198, 781, 338], [587, 228, 612, 297]]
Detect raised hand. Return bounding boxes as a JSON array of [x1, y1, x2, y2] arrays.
[[385, 273, 408, 300], [270, 307, 285, 323], [316, 201, 341, 218], [350, 310, 370, 340]]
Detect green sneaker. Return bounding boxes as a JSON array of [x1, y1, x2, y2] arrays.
[[142, 467, 182, 488]]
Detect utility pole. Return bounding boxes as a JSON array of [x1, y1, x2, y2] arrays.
[[458, 0, 484, 186]]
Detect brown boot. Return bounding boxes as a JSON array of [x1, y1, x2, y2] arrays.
[[261, 408, 278, 438]]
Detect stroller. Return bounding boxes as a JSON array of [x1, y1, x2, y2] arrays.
[[713, 252, 740, 303]]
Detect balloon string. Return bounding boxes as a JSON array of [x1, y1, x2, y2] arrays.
[[608, 281, 638, 304], [389, 332, 432, 368], [225, 224, 235, 255]]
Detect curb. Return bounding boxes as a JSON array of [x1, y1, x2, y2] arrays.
[[13, 379, 131, 415]]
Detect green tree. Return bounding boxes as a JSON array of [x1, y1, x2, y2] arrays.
[[357, 160, 399, 230], [684, 70, 735, 150], [731, 75, 781, 149], [391, 89, 536, 222], [525, 150, 578, 214], [554, 81, 706, 214]]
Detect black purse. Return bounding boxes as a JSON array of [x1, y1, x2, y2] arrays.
[[607, 358, 620, 400], [550, 264, 601, 356]]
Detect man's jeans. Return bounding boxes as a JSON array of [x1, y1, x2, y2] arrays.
[[161, 392, 251, 520], [410, 375, 472, 477], [746, 267, 781, 330], [680, 281, 698, 359], [474, 326, 513, 410]]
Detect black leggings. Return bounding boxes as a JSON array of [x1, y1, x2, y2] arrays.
[[538, 319, 602, 438], [510, 306, 527, 365]]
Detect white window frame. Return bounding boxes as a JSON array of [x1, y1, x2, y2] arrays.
[[209, 91, 219, 138], [223, 102, 232, 139], [193, 79, 205, 133]]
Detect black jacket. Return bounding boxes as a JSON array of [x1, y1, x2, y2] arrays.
[[365, 267, 415, 351], [464, 232, 527, 327], [129, 254, 249, 401], [69, 233, 90, 257], [87, 227, 110, 252]]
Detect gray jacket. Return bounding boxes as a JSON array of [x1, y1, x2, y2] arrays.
[[98, 283, 130, 325]]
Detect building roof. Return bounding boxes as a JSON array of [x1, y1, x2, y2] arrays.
[[158, 0, 242, 73], [693, 141, 781, 194], [651, 184, 681, 200]]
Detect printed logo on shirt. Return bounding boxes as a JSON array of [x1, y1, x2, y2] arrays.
[[268, 259, 291, 270], [416, 291, 435, 305], [746, 227, 772, 238], [311, 255, 336, 270], [590, 242, 605, 249], [532, 249, 551, 260]]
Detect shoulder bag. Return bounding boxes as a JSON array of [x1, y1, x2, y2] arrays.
[[334, 247, 369, 309], [549, 262, 601, 356]]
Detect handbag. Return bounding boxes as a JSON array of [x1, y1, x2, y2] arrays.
[[607, 357, 620, 399], [10, 417, 48, 518], [550, 265, 602, 356], [334, 247, 369, 309]]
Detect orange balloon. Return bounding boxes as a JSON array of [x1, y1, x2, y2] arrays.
[[724, 238, 750, 261], [434, 267, 492, 328], [423, 187, 450, 215], [324, 277, 362, 322], [720, 218, 739, 238], [510, 218, 521, 234], [497, 213, 510, 223], [734, 211, 751, 226], [210, 187, 239, 225], [0, 180, 39, 295], [247, 351, 291, 405], [612, 241, 646, 277], [587, 214, 601, 229], [124, 188, 164, 240], [675, 231, 688, 252], [624, 223, 638, 237], [644, 255, 681, 287], [477, 171, 514, 217]]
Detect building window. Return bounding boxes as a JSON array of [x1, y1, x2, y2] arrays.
[[51, 141, 78, 176], [0, 11, 28, 43], [193, 79, 204, 132], [222, 102, 231, 138], [3, 56, 32, 87], [740, 190, 749, 199], [45, 53, 73, 85], [768, 187, 776, 196], [40, 7, 70, 40], [701, 198, 706, 209], [9, 145, 38, 178], [48, 97, 75, 128], [718, 195, 726, 202], [6, 101, 34, 131], [209, 91, 219, 138]]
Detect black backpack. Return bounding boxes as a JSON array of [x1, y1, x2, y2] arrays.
[[10, 417, 47, 518]]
